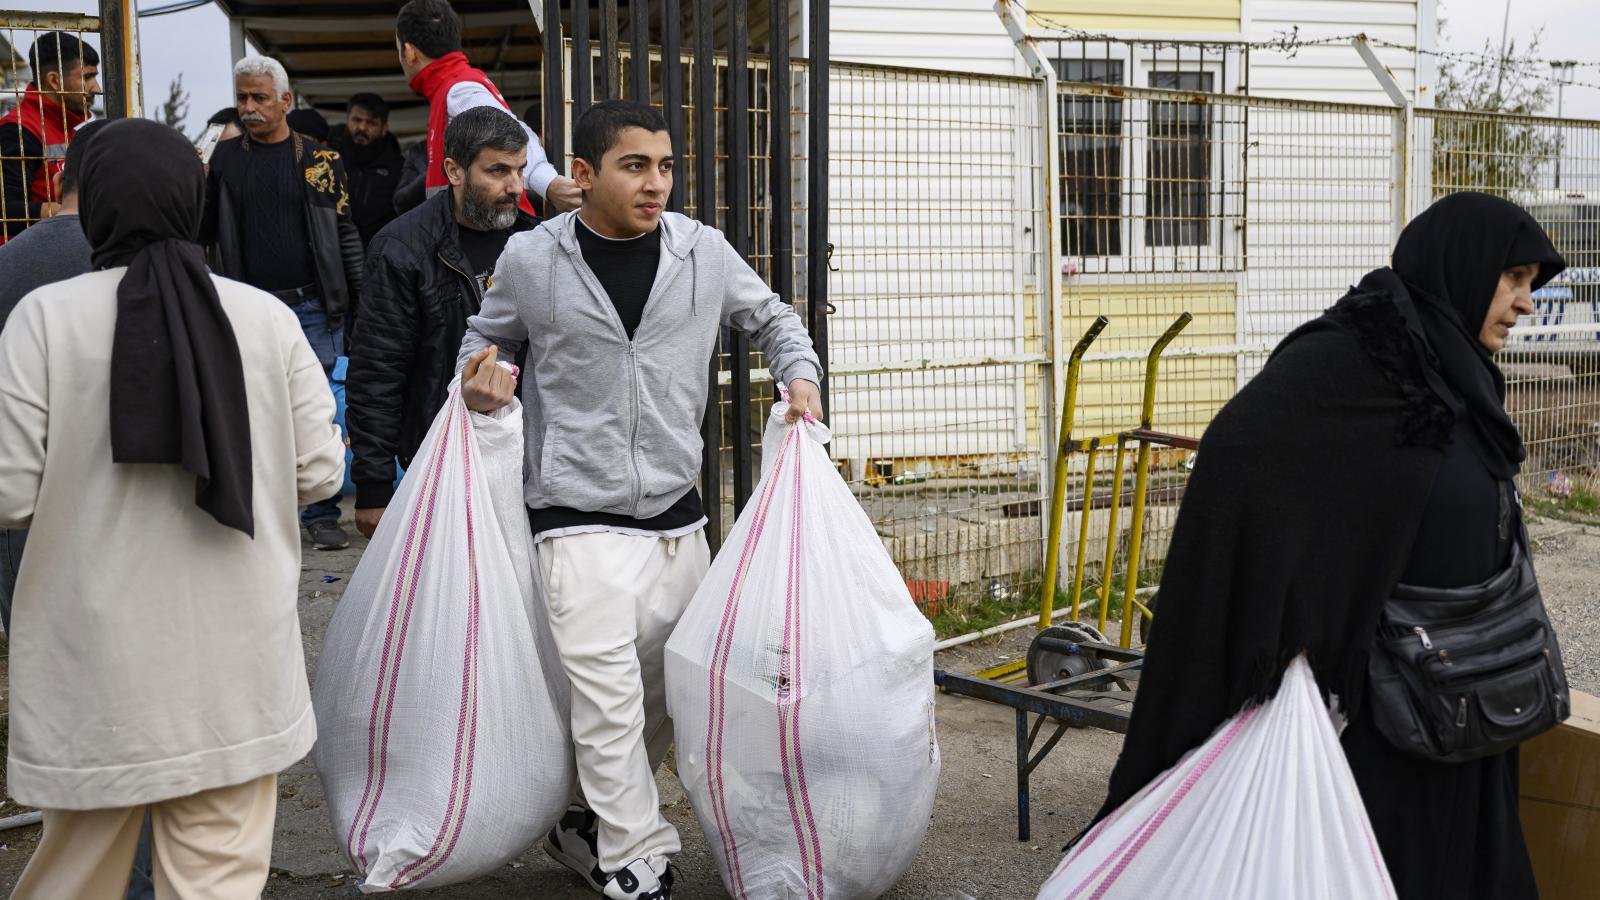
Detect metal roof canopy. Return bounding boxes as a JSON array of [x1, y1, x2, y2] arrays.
[[210, 0, 775, 139], [212, 1, 545, 137]]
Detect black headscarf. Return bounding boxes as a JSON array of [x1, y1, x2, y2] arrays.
[[80, 118, 254, 536], [1391, 192, 1565, 478]]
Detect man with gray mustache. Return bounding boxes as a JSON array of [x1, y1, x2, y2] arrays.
[[202, 55, 365, 552]]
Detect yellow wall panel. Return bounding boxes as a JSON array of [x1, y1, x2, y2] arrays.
[[1057, 280, 1238, 441], [1027, 0, 1241, 34]]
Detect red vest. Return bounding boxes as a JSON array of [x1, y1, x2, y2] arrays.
[[409, 52, 536, 216], [0, 86, 88, 245]]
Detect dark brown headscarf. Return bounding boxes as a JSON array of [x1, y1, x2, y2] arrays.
[[80, 118, 254, 536]]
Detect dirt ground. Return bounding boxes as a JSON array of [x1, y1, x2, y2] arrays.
[[0, 509, 1595, 898]]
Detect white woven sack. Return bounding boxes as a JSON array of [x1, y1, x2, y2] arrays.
[[1037, 655, 1397, 900], [665, 400, 941, 900], [312, 387, 574, 891]]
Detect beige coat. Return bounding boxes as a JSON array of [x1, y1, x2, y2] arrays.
[[0, 269, 345, 810]]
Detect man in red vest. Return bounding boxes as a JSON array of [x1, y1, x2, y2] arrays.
[[0, 31, 100, 244], [396, 0, 582, 216]]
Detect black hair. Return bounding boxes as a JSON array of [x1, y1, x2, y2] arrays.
[[287, 108, 331, 143], [347, 92, 390, 122], [60, 118, 112, 197], [396, 0, 462, 60], [29, 31, 99, 80], [444, 106, 528, 170], [207, 107, 241, 127], [573, 100, 669, 170]]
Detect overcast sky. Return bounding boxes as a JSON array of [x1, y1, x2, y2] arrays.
[[9, 0, 1600, 133], [1439, 0, 1600, 119]]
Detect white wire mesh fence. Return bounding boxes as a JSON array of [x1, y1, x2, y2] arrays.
[[826, 63, 1052, 617], [559, 45, 1600, 621], [1412, 109, 1600, 505], [822, 69, 1600, 619]]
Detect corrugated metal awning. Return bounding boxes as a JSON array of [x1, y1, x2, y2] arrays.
[[214, 0, 543, 138]]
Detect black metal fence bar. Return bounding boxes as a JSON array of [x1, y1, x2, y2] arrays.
[[97, 1, 134, 118], [769, 0, 792, 306], [662, 0, 684, 212], [600, 0, 619, 99], [573, 0, 592, 117], [807, 0, 830, 411], [728, 0, 753, 510], [630, 0, 650, 103], [542, 0, 565, 170], [693, 0, 722, 549]]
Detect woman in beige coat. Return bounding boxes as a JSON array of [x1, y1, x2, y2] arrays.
[[0, 119, 345, 896]]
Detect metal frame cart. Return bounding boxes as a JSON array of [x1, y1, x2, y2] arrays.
[[934, 313, 1198, 840]]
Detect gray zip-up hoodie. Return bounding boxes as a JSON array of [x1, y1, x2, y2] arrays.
[[456, 211, 822, 519]]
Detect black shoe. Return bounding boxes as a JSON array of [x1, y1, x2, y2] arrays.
[[544, 804, 605, 893], [602, 858, 673, 900], [306, 519, 350, 551]]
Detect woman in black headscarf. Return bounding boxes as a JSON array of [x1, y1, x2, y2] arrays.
[[0, 119, 345, 895], [1086, 192, 1565, 897]]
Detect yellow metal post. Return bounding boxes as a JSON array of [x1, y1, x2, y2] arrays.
[[1119, 313, 1193, 648], [1120, 442, 1155, 647], [1096, 435, 1128, 637], [1038, 316, 1108, 630], [1068, 437, 1099, 622]]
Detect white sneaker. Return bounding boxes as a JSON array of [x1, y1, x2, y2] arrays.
[[601, 857, 674, 900], [543, 804, 605, 893]]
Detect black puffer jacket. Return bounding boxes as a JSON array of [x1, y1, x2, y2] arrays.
[[347, 187, 536, 508]]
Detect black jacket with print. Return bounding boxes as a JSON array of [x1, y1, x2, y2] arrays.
[[201, 131, 365, 326]]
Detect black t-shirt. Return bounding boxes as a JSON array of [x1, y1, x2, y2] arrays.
[[528, 215, 702, 539], [575, 214, 661, 339], [457, 223, 511, 297], [238, 137, 317, 292]]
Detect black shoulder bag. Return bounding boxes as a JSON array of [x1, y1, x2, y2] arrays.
[[1367, 495, 1570, 763]]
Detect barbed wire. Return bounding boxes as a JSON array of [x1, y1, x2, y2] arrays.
[[1028, 18, 1600, 94]]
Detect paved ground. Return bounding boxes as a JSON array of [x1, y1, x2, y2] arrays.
[[0, 507, 1596, 898]]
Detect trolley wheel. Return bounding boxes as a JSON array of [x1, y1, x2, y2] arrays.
[[1026, 622, 1112, 689]]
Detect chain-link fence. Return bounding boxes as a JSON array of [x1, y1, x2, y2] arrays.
[[549, 37, 1600, 624], [1052, 82, 1405, 602], [827, 63, 1051, 617], [1412, 109, 1600, 507], [1, 12, 103, 243]]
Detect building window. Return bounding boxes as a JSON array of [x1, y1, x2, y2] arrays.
[[1055, 59, 1124, 257], [1146, 71, 1214, 248]]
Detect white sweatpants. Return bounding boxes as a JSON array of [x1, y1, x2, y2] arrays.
[[536, 529, 710, 872]]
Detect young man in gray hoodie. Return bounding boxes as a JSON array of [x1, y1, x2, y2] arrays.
[[456, 101, 822, 900]]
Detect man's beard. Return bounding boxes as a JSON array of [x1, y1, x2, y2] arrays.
[[461, 178, 518, 230]]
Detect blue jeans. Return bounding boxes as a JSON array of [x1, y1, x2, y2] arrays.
[[0, 526, 24, 633], [126, 808, 154, 899], [292, 299, 345, 527]]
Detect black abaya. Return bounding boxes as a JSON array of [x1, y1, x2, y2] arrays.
[[1341, 418, 1536, 899], [1089, 193, 1567, 898]]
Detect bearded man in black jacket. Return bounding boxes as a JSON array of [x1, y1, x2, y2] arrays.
[[332, 93, 406, 248], [346, 106, 536, 539]]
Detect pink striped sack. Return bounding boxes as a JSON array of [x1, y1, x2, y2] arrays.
[[664, 400, 941, 900], [1036, 655, 1398, 900], [311, 386, 574, 891]]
